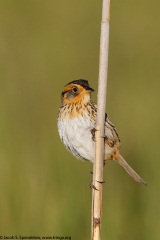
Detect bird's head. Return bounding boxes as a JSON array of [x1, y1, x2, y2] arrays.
[[61, 79, 94, 105]]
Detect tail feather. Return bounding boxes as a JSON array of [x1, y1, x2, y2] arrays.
[[116, 155, 147, 185]]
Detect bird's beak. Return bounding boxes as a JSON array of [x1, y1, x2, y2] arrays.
[[85, 86, 94, 92]]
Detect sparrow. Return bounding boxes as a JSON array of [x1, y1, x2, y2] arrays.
[[57, 79, 146, 185]]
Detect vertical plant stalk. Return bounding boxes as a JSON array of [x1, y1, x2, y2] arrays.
[[91, 0, 110, 239]]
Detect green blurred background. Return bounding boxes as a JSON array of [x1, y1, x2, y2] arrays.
[[0, 0, 160, 239]]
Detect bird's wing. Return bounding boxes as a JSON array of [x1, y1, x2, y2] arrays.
[[91, 101, 120, 145]]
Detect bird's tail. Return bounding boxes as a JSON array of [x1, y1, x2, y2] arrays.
[[116, 155, 147, 185]]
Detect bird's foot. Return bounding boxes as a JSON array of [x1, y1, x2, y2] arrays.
[[89, 181, 98, 191], [90, 128, 97, 141]]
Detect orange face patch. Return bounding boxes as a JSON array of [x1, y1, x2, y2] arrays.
[[61, 84, 90, 105]]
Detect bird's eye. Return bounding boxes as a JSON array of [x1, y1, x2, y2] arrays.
[[72, 87, 78, 93]]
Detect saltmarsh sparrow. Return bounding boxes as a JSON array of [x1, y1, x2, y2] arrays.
[[57, 79, 146, 185]]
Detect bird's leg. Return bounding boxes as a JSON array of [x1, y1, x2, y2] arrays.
[[90, 128, 107, 187]]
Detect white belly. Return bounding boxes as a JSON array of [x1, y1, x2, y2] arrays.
[[58, 116, 95, 162]]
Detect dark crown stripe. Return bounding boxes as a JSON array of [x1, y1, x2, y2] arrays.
[[65, 79, 89, 88]]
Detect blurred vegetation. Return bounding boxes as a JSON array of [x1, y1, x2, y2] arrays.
[[0, 0, 160, 239]]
